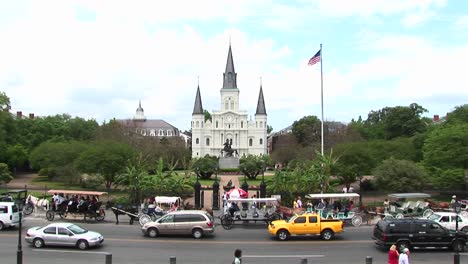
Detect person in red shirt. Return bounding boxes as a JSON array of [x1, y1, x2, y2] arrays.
[[388, 244, 399, 264]]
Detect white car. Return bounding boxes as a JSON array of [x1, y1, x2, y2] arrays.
[[0, 202, 21, 230], [425, 212, 468, 232], [25, 223, 104, 250]]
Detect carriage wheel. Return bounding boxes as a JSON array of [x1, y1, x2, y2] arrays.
[[396, 213, 404, 219], [461, 211, 468, 218], [351, 215, 363, 227], [96, 209, 106, 221], [220, 214, 234, 230], [422, 209, 433, 218], [266, 213, 282, 225], [139, 214, 152, 226], [23, 204, 33, 216], [384, 213, 394, 219], [46, 210, 55, 221]]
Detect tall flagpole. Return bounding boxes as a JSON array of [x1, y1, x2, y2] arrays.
[[320, 43, 324, 156]]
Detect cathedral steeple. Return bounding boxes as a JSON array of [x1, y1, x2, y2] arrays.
[[255, 84, 267, 115], [192, 85, 204, 115], [134, 100, 146, 120], [222, 44, 237, 89]]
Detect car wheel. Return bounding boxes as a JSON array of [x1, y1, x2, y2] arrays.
[[77, 240, 89, 250], [397, 241, 410, 253], [0, 221, 4, 231], [395, 213, 404, 219], [462, 226, 468, 233], [148, 228, 159, 238], [33, 238, 44, 248], [321, 229, 334, 240], [192, 228, 203, 239], [452, 239, 465, 252], [277, 229, 290, 241]]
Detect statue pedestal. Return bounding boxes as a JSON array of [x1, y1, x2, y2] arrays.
[[219, 157, 240, 169]]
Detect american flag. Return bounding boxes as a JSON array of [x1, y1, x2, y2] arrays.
[[308, 49, 321, 66]]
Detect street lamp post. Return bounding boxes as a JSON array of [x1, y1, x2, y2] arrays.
[[16, 199, 24, 264], [454, 197, 461, 264]]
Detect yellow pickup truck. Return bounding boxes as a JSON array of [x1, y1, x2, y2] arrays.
[[268, 212, 344, 241]]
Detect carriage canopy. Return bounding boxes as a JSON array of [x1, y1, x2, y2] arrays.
[[305, 193, 360, 199], [47, 190, 108, 196], [154, 196, 181, 204], [388, 193, 431, 199]]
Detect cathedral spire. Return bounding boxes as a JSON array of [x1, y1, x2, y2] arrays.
[[192, 85, 204, 115], [255, 84, 266, 115], [222, 44, 237, 89]]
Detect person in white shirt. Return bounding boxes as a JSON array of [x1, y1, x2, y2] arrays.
[[399, 248, 410, 264], [296, 196, 303, 208]]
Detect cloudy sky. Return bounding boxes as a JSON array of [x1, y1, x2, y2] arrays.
[[1, 0, 467, 132]]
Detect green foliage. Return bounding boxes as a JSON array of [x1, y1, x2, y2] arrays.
[[334, 143, 374, 191], [361, 103, 428, 140], [74, 141, 135, 189], [219, 168, 239, 173], [428, 168, 465, 191], [445, 104, 468, 125], [373, 158, 427, 192], [292, 115, 321, 146], [0, 163, 13, 184], [0, 91, 10, 111], [80, 174, 104, 189], [5, 144, 29, 170], [29, 140, 89, 180], [239, 155, 263, 180], [423, 123, 468, 170], [192, 155, 218, 180], [267, 125, 273, 134], [203, 110, 212, 122]]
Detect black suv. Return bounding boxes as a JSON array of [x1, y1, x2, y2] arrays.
[[372, 218, 467, 252]]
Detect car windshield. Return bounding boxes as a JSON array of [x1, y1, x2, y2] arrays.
[[428, 214, 441, 221], [67, 224, 88, 234]]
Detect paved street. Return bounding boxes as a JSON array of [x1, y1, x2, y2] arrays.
[[0, 214, 464, 264]]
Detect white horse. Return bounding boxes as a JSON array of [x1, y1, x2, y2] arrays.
[[25, 194, 50, 216]]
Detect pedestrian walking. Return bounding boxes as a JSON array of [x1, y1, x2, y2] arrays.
[[233, 249, 242, 264], [398, 248, 410, 264], [388, 244, 399, 264]]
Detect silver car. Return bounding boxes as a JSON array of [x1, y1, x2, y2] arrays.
[[25, 222, 104, 250], [141, 210, 215, 239]]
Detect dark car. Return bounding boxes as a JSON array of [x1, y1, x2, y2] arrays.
[[372, 218, 467, 252]]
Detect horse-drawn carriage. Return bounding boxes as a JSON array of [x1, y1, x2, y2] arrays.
[[220, 197, 282, 230], [111, 196, 182, 226], [384, 193, 433, 219], [45, 190, 106, 222], [305, 193, 364, 227]]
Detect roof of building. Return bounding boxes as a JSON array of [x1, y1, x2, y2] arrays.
[[222, 44, 237, 89], [117, 119, 179, 131], [255, 85, 267, 115], [192, 85, 204, 115]]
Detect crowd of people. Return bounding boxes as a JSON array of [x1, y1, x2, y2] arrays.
[[51, 193, 99, 214]]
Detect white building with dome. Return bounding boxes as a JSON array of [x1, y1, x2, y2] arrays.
[[191, 45, 267, 158]]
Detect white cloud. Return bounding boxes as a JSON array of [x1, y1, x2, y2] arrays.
[[453, 15, 468, 30]]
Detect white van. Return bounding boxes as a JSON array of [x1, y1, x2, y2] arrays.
[[0, 202, 21, 230]]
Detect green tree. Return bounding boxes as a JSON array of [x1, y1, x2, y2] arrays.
[[292, 115, 321, 146], [314, 150, 339, 193], [192, 155, 218, 180], [0, 163, 13, 184], [267, 125, 273, 134], [334, 143, 375, 192], [74, 141, 134, 189], [5, 144, 29, 171], [239, 155, 263, 180], [29, 140, 89, 181], [0, 91, 10, 111], [445, 104, 468, 125], [203, 110, 212, 122], [423, 124, 468, 170], [362, 103, 428, 140], [373, 158, 427, 192]]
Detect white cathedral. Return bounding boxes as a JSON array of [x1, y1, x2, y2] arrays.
[[191, 45, 268, 158]]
